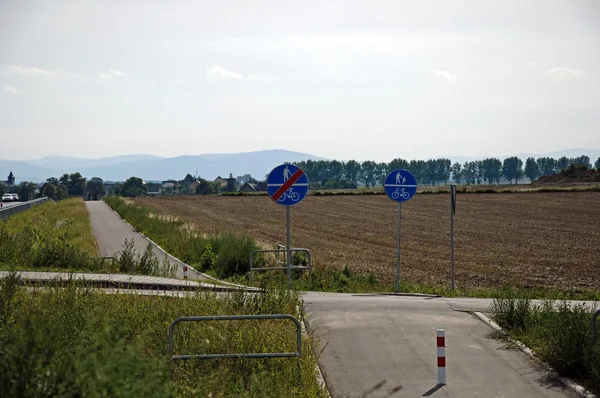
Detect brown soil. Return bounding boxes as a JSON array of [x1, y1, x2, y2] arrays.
[[134, 193, 600, 291], [534, 169, 600, 186]]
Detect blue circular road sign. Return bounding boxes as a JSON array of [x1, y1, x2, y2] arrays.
[[267, 164, 309, 206], [384, 169, 417, 202]]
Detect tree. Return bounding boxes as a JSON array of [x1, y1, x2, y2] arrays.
[[450, 162, 462, 184], [360, 161, 378, 187], [183, 173, 195, 184], [86, 177, 105, 200], [225, 173, 237, 192], [556, 156, 569, 171], [570, 155, 591, 169], [195, 179, 217, 195], [524, 157, 540, 182], [59, 172, 86, 197], [344, 160, 361, 183], [17, 181, 38, 201], [595, 157, 600, 171], [40, 177, 67, 201], [462, 161, 477, 185], [120, 177, 147, 197], [0, 181, 7, 197], [502, 157, 524, 184], [536, 157, 556, 176]]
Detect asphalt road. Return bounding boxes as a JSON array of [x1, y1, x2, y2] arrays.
[[303, 292, 583, 398], [86, 201, 191, 278]]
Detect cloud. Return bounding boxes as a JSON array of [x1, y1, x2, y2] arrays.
[[206, 65, 243, 81], [99, 69, 128, 81], [528, 62, 537, 69], [3, 65, 58, 76], [433, 69, 457, 83], [545, 67, 588, 80], [149, 78, 157, 84], [1, 84, 20, 94]]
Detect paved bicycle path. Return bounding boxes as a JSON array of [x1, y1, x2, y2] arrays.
[[303, 292, 590, 398]]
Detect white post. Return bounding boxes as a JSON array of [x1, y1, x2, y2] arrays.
[[437, 329, 446, 385]]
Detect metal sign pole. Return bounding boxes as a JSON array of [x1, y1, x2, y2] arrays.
[[396, 202, 401, 293], [286, 205, 292, 292], [450, 185, 456, 290]]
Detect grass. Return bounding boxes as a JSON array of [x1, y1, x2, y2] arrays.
[[104, 196, 261, 278], [2, 198, 98, 256], [0, 273, 325, 397], [490, 295, 600, 393], [0, 198, 175, 277]]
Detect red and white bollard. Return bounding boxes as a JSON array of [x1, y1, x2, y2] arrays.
[[437, 329, 446, 385], [183, 265, 189, 280]]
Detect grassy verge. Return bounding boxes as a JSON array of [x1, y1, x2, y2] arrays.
[[0, 274, 325, 397], [104, 196, 260, 278], [490, 296, 600, 393], [0, 198, 175, 276]]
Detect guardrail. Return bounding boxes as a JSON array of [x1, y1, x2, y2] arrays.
[[168, 314, 302, 379], [249, 248, 312, 283], [0, 197, 50, 220]]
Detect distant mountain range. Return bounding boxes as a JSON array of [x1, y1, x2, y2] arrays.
[[0, 148, 598, 183], [0, 150, 327, 183]]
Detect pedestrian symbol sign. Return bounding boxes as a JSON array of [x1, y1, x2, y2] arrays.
[[267, 164, 309, 206], [384, 169, 417, 202]]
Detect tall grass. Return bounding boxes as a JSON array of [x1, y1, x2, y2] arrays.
[[490, 296, 600, 392], [0, 274, 325, 397], [104, 196, 261, 278], [0, 198, 175, 277]]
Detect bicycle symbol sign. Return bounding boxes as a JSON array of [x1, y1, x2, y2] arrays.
[[267, 164, 309, 206], [384, 169, 417, 203]]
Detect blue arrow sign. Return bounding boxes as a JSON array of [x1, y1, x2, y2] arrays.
[[267, 164, 309, 206], [384, 169, 417, 202]]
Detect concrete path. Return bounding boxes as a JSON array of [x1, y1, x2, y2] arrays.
[[0, 270, 238, 291], [303, 292, 584, 398], [86, 200, 190, 278]]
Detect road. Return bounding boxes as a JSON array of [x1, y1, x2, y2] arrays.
[[303, 292, 586, 398], [86, 201, 195, 279]]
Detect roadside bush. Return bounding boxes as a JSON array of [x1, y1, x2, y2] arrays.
[[490, 298, 600, 392]]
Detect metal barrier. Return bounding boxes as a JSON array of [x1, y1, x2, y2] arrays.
[[168, 314, 302, 379], [592, 309, 600, 345], [249, 248, 312, 283], [276, 243, 287, 265], [0, 197, 50, 220]]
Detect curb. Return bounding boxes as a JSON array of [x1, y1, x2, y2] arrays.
[[297, 304, 331, 398], [104, 203, 257, 291], [473, 311, 597, 398]]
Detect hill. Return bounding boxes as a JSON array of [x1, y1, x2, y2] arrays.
[[533, 167, 600, 186], [1, 149, 326, 182]]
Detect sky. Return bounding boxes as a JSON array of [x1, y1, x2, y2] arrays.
[[0, 0, 599, 162]]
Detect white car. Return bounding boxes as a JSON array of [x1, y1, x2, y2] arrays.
[[11, 193, 19, 201], [1, 193, 13, 202]]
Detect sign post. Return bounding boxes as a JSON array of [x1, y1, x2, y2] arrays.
[[450, 184, 456, 290], [267, 164, 309, 291], [384, 169, 418, 293]]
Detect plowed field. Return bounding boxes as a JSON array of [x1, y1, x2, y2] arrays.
[[134, 193, 600, 291]]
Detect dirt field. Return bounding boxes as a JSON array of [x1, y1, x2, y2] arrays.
[[134, 193, 600, 291]]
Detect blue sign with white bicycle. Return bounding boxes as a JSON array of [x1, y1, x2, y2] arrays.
[[384, 169, 417, 202], [267, 164, 309, 206]]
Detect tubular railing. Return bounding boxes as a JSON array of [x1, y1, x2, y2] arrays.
[[249, 248, 312, 282], [168, 314, 302, 379]]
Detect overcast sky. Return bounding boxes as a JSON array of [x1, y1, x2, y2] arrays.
[[1, 0, 598, 162]]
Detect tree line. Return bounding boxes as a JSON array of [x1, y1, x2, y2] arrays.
[[294, 155, 599, 187]]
